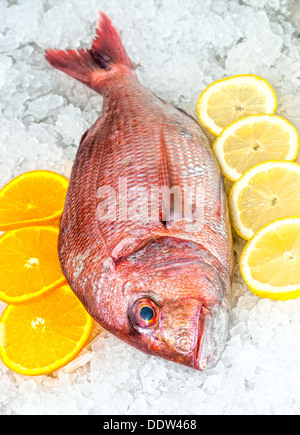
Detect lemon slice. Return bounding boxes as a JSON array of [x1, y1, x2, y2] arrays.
[[229, 161, 300, 240], [213, 115, 299, 182], [240, 217, 300, 301], [197, 75, 277, 136]]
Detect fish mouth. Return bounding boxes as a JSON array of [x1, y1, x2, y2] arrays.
[[195, 306, 215, 371], [195, 304, 229, 371]]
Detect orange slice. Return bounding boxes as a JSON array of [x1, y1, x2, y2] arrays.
[[0, 171, 69, 231], [0, 285, 93, 376], [0, 227, 67, 304]]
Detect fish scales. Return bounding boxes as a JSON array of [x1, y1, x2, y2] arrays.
[[46, 12, 233, 371]]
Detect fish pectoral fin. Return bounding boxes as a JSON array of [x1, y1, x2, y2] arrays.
[[111, 226, 169, 262], [111, 236, 154, 261]]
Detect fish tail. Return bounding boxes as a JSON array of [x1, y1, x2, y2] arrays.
[[45, 12, 135, 93]]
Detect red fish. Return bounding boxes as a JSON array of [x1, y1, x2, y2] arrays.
[[46, 13, 233, 371]]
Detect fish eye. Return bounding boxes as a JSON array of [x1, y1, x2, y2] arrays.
[[131, 298, 159, 328], [140, 306, 155, 321]]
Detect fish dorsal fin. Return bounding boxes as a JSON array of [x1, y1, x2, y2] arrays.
[[215, 174, 230, 224]]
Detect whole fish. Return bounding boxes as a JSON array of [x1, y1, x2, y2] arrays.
[[46, 12, 233, 371]]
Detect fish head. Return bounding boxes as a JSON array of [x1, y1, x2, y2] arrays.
[[110, 261, 229, 371]]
